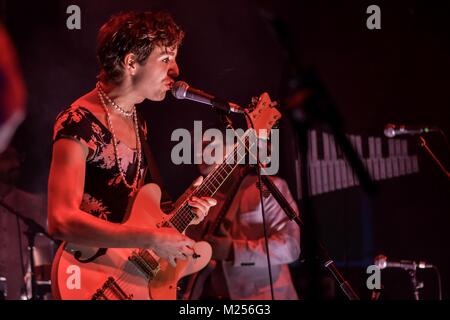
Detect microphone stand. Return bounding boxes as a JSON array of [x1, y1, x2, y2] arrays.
[[0, 193, 54, 300], [417, 135, 450, 179]]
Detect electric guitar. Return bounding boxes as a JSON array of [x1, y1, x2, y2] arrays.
[[51, 92, 281, 300]]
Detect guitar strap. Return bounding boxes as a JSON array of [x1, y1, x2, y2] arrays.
[[136, 113, 173, 210]]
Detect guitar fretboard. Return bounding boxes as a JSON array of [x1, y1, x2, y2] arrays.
[[168, 131, 256, 232]]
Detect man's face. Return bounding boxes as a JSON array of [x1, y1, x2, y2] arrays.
[[134, 45, 179, 101]]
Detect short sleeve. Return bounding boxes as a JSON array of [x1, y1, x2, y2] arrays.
[[53, 107, 101, 161]]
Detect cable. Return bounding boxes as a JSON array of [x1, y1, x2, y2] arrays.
[[431, 266, 442, 301], [15, 216, 27, 299], [418, 136, 450, 178]]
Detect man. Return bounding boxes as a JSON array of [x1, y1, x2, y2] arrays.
[[47, 11, 216, 269], [186, 131, 301, 300]]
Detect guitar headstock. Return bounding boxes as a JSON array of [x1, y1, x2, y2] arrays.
[[245, 92, 281, 137]]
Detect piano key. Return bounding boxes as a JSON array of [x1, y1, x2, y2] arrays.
[[309, 160, 317, 195], [392, 157, 400, 177], [309, 130, 318, 161], [374, 159, 381, 180], [354, 172, 360, 186], [347, 161, 355, 187], [334, 160, 342, 190], [365, 158, 373, 180], [336, 143, 344, 159], [385, 157, 393, 178], [321, 143, 330, 192], [399, 158, 407, 175], [388, 139, 400, 177], [329, 135, 338, 160], [323, 133, 336, 192], [405, 155, 412, 174], [368, 137, 376, 158], [388, 139, 396, 157], [401, 140, 408, 156], [317, 130, 324, 160], [362, 136, 370, 159], [395, 140, 406, 175], [327, 163, 335, 191], [411, 156, 419, 173], [381, 137, 389, 158], [323, 132, 330, 160], [395, 139, 402, 157], [322, 163, 330, 193], [314, 160, 323, 195], [400, 140, 410, 175], [340, 160, 348, 188], [367, 137, 377, 180], [375, 138, 387, 179]]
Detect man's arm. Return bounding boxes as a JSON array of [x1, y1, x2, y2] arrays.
[[232, 177, 300, 267], [48, 138, 194, 264], [207, 177, 300, 267]]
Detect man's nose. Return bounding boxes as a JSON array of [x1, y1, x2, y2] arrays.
[[169, 61, 179, 78]]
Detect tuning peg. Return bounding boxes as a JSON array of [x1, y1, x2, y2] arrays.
[[270, 100, 280, 108], [251, 96, 260, 106]]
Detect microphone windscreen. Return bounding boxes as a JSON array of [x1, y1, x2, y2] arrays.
[[384, 124, 396, 138], [374, 254, 387, 269], [171, 81, 189, 99]]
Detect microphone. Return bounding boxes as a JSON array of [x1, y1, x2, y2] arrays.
[[171, 81, 244, 114], [374, 254, 434, 270], [384, 123, 439, 138]]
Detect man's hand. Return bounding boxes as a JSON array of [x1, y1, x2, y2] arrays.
[[149, 227, 195, 267], [187, 176, 217, 225]]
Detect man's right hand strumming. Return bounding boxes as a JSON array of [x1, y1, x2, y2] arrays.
[[148, 227, 195, 267]]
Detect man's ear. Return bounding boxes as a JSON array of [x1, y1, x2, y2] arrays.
[[124, 53, 137, 76]]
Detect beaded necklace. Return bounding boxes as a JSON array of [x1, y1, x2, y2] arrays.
[[96, 83, 142, 192], [97, 83, 134, 118]]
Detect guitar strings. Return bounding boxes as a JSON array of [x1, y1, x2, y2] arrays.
[[169, 130, 256, 231]]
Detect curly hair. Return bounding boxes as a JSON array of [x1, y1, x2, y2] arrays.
[[96, 11, 184, 84]]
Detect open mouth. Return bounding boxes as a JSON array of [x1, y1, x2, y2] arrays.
[[165, 80, 174, 89]]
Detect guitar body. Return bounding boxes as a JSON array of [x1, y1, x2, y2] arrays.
[[51, 183, 212, 300]]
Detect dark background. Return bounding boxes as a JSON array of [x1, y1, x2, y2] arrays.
[[1, 0, 449, 299]]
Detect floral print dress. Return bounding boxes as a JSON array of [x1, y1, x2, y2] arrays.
[[53, 106, 147, 223]]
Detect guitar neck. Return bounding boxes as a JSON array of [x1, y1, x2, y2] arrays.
[[168, 131, 255, 233]]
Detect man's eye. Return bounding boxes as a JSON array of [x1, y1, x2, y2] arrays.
[[162, 58, 170, 63]]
